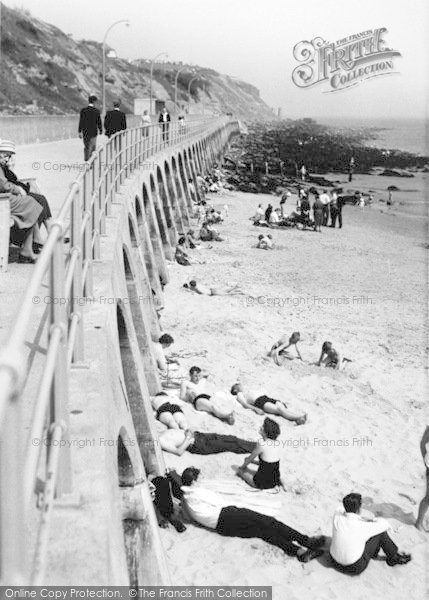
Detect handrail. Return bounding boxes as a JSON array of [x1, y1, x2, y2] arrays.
[[0, 114, 240, 584]]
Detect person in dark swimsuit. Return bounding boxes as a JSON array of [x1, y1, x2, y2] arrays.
[[237, 418, 283, 490], [151, 392, 188, 430]]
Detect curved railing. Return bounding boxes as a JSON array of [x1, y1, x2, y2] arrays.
[[0, 116, 237, 584]]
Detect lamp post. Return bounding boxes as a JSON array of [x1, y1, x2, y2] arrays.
[[150, 52, 168, 116], [187, 76, 201, 114], [174, 67, 193, 114], [102, 19, 129, 118]]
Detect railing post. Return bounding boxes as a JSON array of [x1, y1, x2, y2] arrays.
[[99, 147, 106, 237], [82, 170, 93, 296], [70, 188, 84, 363], [0, 381, 26, 584], [93, 154, 100, 260], [49, 235, 71, 496]]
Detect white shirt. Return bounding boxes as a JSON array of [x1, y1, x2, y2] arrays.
[[330, 508, 390, 565], [319, 193, 330, 205], [269, 211, 280, 224], [141, 115, 151, 127], [182, 486, 223, 529]]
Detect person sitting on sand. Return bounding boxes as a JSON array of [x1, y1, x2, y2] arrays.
[[237, 418, 284, 490], [175, 237, 205, 266], [230, 383, 306, 425], [250, 204, 264, 224], [317, 341, 351, 371], [183, 280, 245, 296], [269, 331, 302, 364], [180, 366, 234, 424], [269, 208, 281, 225], [256, 234, 273, 250], [199, 222, 223, 242], [151, 392, 188, 430], [158, 428, 255, 456], [149, 469, 186, 533], [415, 425, 429, 531], [153, 333, 179, 374], [330, 492, 411, 575], [180, 466, 326, 562]]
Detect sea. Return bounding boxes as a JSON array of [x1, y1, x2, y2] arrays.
[[314, 117, 428, 219], [316, 117, 428, 157]]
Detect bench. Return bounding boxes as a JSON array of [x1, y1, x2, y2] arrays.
[[0, 178, 42, 273]]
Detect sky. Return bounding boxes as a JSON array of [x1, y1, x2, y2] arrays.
[[3, 0, 428, 119]]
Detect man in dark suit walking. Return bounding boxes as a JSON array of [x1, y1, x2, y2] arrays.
[[78, 95, 102, 161], [104, 100, 127, 138], [158, 107, 171, 144]]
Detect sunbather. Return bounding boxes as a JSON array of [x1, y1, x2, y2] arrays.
[[180, 366, 234, 424], [230, 383, 306, 425], [151, 392, 188, 430], [183, 280, 245, 296]]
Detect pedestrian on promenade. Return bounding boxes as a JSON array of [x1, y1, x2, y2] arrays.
[[104, 100, 127, 138], [78, 95, 102, 161], [141, 109, 151, 138], [158, 107, 171, 144], [319, 189, 330, 226]]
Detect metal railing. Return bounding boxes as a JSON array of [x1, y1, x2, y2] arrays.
[[0, 116, 238, 585]]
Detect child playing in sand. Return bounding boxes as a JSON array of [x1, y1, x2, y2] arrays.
[[256, 234, 274, 250], [183, 280, 245, 296], [230, 383, 306, 425], [180, 366, 235, 425], [268, 331, 302, 364], [316, 341, 351, 370], [237, 418, 284, 490]]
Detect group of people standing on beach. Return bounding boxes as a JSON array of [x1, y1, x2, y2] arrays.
[[141, 163, 425, 577]]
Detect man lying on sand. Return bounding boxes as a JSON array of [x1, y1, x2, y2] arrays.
[[330, 492, 411, 575], [183, 280, 245, 296], [415, 425, 429, 531], [180, 467, 325, 562], [230, 383, 306, 425], [268, 331, 302, 364], [317, 341, 351, 371], [180, 366, 235, 424], [158, 428, 255, 456], [237, 418, 284, 491], [151, 392, 188, 430]]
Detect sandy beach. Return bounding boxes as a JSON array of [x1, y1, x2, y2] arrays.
[[157, 186, 428, 599]]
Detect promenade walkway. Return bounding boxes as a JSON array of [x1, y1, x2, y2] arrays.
[[0, 136, 87, 344]]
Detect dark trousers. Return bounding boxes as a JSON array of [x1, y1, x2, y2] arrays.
[[331, 209, 342, 228], [322, 205, 329, 226], [161, 124, 169, 143], [189, 432, 256, 455], [216, 506, 313, 556], [83, 136, 97, 161], [331, 532, 398, 575]]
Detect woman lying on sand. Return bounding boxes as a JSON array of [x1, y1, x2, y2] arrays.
[[230, 383, 306, 425], [180, 366, 235, 425], [268, 331, 302, 364], [151, 392, 188, 430], [183, 280, 245, 296], [317, 341, 351, 370], [237, 418, 284, 491]]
